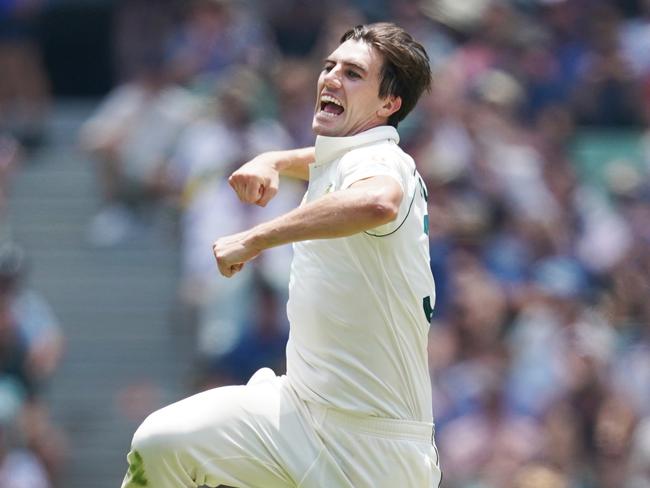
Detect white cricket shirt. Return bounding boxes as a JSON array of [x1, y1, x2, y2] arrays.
[[286, 126, 435, 422]]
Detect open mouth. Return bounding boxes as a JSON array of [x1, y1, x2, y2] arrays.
[[319, 94, 344, 117]]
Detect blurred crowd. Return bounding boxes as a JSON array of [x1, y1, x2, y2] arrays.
[[0, 241, 66, 488], [76, 0, 650, 487], [3, 0, 650, 486], [0, 1, 69, 487]]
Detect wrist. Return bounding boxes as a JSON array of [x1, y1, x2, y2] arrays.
[[269, 151, 289, 173], [245, 225, 270, 254]]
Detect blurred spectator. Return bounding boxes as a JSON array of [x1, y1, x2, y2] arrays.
[[268, 58, 319, 148], [163, 66, 303, 358], [539, 399, 583, 484], [506, 256, 602, 417], [18, 401, 67, 484], [165, 0, 269, 90], [437, 354, 543, 488], [514, 26, 574, 122], [263, 0, 327, 58], [0, 281, 31, 402], [79, 56, 201, 246], [573, 4, 644, 126], [111, 0, 177, 84], [536, 0, 589, 108], [203, 277, 288, 387], [620, 0, 650, 82], [0, 242, 38, 398], [0, 399, 67, 488], [0, 241, 63, 394], [592, 391, 638, 488], [0, 0, 50, 149], [0, 241, 66, 486], [0, 422, 51, 488], [429, 253, 509, 422]]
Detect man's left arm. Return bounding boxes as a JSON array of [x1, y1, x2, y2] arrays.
[[213, 175, 403, 277]]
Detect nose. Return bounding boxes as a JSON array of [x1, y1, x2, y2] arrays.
[[323, 67, 342, 89]]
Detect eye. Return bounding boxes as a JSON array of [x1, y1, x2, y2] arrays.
[[347, 70, 361, 79], [322, 64, 334, 73]]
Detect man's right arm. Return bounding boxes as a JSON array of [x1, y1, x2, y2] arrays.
[[229, 147, 314, 206]]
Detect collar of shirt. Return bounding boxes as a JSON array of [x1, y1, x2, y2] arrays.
[[313, 125, 400, 167]]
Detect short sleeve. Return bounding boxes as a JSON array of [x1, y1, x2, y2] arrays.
[[338, 145, 405, 193], [337, 144, 413, 237]]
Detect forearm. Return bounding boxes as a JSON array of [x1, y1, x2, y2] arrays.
[[214, 176, 402, 277], [270, 147, 314, 181], [247, 187, 397, 251]]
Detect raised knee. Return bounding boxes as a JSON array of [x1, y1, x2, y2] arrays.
[[131, 409, 180, 456], [124, 409, 194, 487]]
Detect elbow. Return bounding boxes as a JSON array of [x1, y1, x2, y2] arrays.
[[364, 185, 402, 224], [368, 198, 399, 225]]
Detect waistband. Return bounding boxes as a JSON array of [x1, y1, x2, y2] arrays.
[[305, 401, 434, 444]]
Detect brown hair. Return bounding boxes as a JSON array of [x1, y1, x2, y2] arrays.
[[340, 23, 432, 127]]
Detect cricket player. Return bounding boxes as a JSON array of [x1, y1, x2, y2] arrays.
[[122, 22, 441, 488]]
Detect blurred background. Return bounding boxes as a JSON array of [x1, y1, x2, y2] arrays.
[[1, 0, 650, 487]]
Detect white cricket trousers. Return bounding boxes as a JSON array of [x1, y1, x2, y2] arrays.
[[121, 368, 442, 488]]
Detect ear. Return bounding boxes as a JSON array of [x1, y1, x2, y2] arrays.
[[377, 95, 402, 119]]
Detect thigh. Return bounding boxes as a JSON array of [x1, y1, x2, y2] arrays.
[[130, 374, 319, 488], [314, 424, 442, 488]]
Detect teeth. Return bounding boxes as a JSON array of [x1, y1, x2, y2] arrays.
[[320, 94, 343, 107]]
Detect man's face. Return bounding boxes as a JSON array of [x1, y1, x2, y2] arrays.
[[312, 39, 399, 137]]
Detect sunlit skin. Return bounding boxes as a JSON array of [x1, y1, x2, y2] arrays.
[[215, 39, 406, 277], [312, 39, 402, 137]]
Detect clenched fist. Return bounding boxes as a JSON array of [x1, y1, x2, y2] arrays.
[[212, 231, 261, 277], [228, 153, 280, 207]]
